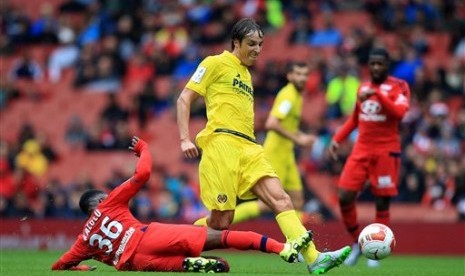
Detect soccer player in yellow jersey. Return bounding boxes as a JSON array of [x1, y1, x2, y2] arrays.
[[176, 18, 350, 274], [233, 62, 318, 224]]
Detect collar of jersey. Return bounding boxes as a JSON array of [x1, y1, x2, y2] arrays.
[[222, 50, 243, 67]]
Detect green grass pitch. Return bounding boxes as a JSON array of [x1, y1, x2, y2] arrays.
[[0, 250, 463, 275]]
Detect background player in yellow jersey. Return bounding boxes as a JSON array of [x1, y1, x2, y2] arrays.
[[233, 62, 318, 225], [176, 18, 350, 274]]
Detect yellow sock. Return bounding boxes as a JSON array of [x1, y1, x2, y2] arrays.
[[232, 201, 261, 224], [194, 217, 208, 226], [276, 210, 319, 264]]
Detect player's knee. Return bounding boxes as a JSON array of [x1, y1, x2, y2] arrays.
[[208, 219, 231, 230], [208, 213, 233, 230], [338, 190, 355, 207]]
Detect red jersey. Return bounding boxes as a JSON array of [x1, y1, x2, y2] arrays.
[[52, 143, 151, 271], [333, 76, 410, 152]]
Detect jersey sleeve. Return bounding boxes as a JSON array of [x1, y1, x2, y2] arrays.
[[185, 56, 219, 96], [51, 237, 89, 270], [375, 81, 410, 120], [333, 102, 359, 143], [270, 90, 293, 120], [105, 142, 152, 205]]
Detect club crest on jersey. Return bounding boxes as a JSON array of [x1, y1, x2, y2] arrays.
[[217, 194, 228, 204], [360, 100, 386, 122]]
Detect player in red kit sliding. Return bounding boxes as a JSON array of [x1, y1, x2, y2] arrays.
[[51, 136, 312, 273], [329, 48, 410, 267]]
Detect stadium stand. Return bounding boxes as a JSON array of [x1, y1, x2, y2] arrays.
[[0, 0, 463, 224]]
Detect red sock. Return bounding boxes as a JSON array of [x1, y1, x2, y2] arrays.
[[221, 230, 284, 254], [340, 203, 359, 243], [375, 210, 390, 226]]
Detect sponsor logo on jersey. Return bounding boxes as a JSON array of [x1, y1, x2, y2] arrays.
[[232, 77, 254, 99], [113, 227, 135, 266], [217, 194, 228, 204], [360, 100, 386, 122]]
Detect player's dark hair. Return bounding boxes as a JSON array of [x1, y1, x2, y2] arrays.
[[369, 48, 390, 61], [231, 18, 263, 50], [286, 61, 308, 74], [79, 189, 106, 215]]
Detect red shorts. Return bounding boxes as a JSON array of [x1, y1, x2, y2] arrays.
[[128, 223, 207, 272], [338, 150, 401, 197]]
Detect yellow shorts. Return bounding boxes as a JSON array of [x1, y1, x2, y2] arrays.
[[265, 148, 302, 192], [197, 133, 277, 211]]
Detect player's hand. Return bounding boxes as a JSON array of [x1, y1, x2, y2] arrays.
[[69, 265, 97, 271], [129, 136, 147, 157], [296, 133, 317, 148], [328, 140, 339, 161], [359, 88, 376, 102], [180, 139, 199, 159]]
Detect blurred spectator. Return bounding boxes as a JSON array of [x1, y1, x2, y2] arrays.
[[45, 178, 74, 218], [74, 44, 97, 87], [0, 34, 15, 56], [124, 52, 154, 85], [133, 80, 159, 129], [15, 139, 48, 178], [8, 52, 43, 81], [405, 0, 439, 31], [0, 78, 20, 110], [288, 15, 313, 45], [410, 66, 435, 102], [115, 14, 139, 61], [36, 132, 58, 163], [454, 37, 465, 63], [29, 3, 59, 44], [85, 54, 121, 91], [65, 115, 88, 149], [308, 12, 342, 47], [131, 189, 154, 221], [342, 26, 375, 65], [452, 158, 465, 221], [325, 65, 359, 119], [173, 45, 201, 81], [2, 4, 31, 44], [410, 25, 430, 56], [18, 122, 36, 148], [439, 59, 464, 96], [100, 93, 128, 125], [0, 159, 16, 211], [48, 27, 79, 83], [391, 46, 424, 86]]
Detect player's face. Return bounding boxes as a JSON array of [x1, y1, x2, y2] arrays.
[[234, 31, 263, 67], [368, 55, 388, 83], [288, 66, 309, 91]]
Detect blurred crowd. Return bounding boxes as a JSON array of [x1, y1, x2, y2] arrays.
[[0, 0, 464, 221]]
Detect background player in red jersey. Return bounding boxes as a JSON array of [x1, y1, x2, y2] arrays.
[[51, 136, 312, 273], [329, 48, 410, 267]]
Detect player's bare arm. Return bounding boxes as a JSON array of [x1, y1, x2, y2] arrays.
[[329, 140, 340, 161], [177, 87, 200, 159], [265, 115, 315, 148]]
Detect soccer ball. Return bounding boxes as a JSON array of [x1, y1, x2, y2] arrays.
[[358, 223, 396, 260]]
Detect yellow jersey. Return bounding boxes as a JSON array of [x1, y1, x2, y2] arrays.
[[186, 50, 255, 145], [264, 83, 303, 152]]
